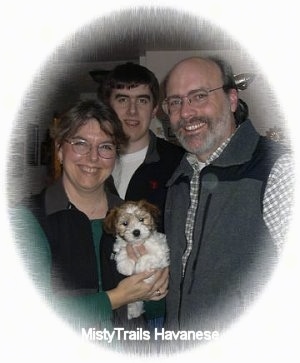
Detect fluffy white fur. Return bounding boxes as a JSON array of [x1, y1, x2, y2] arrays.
[[104, 200, 169, 319]]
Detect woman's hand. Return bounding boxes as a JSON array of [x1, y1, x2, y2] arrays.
[[106, 267, 169, 310], [149, 267, 169, 301]]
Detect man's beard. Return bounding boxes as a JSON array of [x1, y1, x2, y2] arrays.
[[172, 114, 231, 159]]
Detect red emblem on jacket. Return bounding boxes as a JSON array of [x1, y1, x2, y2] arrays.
[[149, 180, 159, 190]]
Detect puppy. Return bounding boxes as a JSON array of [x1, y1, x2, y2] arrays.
[[104, 200, 169, 319]]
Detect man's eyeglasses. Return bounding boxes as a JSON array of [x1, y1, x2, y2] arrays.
[[162, 85, 225, 116], [65, 138, 117, 159]]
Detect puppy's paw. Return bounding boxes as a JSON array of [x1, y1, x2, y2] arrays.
[[135, 255, 157, 273], [127, 301, 144, 319], [116, 258, 135, 276]]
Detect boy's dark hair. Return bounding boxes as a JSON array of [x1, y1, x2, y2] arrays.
[[100, 62, 160, 107]]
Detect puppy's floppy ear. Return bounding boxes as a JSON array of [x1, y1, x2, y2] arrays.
[[137, 199, 161, 222], [103, 207, 119, 235]]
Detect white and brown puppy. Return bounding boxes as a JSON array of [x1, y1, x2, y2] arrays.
[[104, 200, 169, 319]]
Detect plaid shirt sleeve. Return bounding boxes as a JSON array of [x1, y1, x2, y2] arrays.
[[263, 153, 295, 253]]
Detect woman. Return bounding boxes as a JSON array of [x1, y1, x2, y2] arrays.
[[10, 99, 168, 334]]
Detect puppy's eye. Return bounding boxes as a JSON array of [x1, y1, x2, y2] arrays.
[[122, 221, 128, 226], [139, 218, 144, 222]]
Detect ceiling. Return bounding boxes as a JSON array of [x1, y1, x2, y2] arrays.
[[55, 8, 240, 63], [16, 7, 245, 133], [44, 7, 242, 94]]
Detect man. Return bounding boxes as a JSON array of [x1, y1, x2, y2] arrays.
[[162, 56, 294, 335], [101, 62, 185, 229], [101, 62, 184, 328]]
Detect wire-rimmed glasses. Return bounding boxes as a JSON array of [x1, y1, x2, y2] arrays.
[[162, 85, 225, 115], [65, 138, 117, 159]]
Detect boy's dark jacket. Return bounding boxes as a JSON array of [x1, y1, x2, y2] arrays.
[[106, 130, 185, 231]]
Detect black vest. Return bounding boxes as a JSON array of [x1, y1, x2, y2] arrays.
[[165, 120, 288, 332], [25, 182, 123, 295]]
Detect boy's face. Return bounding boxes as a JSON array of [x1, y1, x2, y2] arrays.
[[109, 84, 158, 147]]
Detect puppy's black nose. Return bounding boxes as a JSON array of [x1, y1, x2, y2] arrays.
[[132, 229, 141, 237]]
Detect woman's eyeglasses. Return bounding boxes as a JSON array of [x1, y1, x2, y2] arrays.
[[65, 138, 117, 159]]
